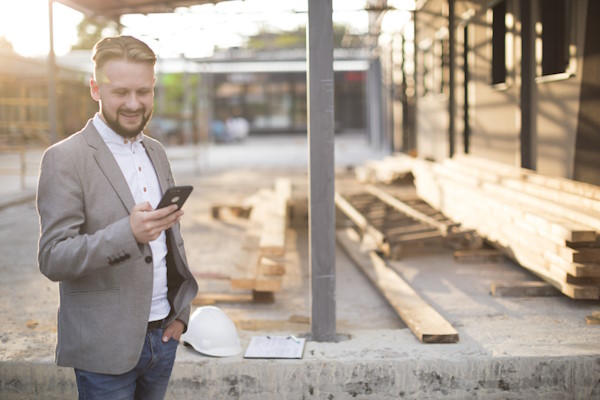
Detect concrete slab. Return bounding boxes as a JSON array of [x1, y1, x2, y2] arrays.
[[1, 134, 599, 399]]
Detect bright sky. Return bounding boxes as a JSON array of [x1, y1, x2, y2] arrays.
[[0, 0, 372, 58]]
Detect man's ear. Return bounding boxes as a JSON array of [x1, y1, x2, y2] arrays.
[[90, 78, 100, 102]]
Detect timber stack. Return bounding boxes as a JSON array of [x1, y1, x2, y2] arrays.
[[411, 154, 600, 300], [208, 177, 292, 303]]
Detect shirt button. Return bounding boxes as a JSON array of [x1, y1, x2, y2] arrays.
[[138, 166, 142, 172], [143, 187, 147, 192], [145, 256, 153, 264]]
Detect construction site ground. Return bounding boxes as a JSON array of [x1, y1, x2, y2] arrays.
[[0, 133, 599, 399]]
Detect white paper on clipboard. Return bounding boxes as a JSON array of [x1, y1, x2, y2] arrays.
[[243, 335, 306, 359]]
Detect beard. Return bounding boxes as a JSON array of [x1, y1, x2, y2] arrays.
[[102, 105, 153, 139]]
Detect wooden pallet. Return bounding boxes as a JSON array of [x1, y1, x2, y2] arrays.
[[335, 185, 476, 259]]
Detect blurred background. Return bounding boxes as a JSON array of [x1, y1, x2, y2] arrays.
[[0, 0, 412, 147]]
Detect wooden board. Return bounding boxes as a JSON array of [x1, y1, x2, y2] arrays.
[[258, 185, 288, 257], [192, 292, 254, 306], [336, 228, 459, 344], [453, 249, 504, 264], [490, 281, 560, 297]]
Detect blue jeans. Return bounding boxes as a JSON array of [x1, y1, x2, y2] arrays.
[[74, 328, 179, 400]]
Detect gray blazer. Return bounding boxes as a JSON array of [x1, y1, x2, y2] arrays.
[[37, 120, 198, 375]]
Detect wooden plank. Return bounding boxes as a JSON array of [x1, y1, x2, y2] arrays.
[[365, 185, 458, 236], [258, 189, 287, 256], [453, 249, 504, 264], [336, 228, 459, 344], [230, 247, 260, 290], [387, 229, 442, 244], [452, 154, 600, 203], [481, 181, 600, 232], [253, 274, 282, 292], [502, 177, 600, 214], [275, 177, 292, 202], [490, 281, 560, 297], [334, 191, 388, 251], [355, 155, 414, 184], [192, 292, 254, 306], [211, 204, 251, 220], [543, 250, 600, 278], [584, 315, 600, 325], [230, 203, 264, 290], [496, 241, 600, 299], [251, 290, 275, 303], [425, 161, 598, 243], [258, 256, 286, 275]]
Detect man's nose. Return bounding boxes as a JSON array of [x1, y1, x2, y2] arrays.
[[125, 93, 142, 109]]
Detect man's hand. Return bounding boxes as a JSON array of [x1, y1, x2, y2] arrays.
[[163, 319, 185, 342], [130, 202, 183, 244]]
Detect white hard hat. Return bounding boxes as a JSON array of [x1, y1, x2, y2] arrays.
[[181, 306, 242, 357]]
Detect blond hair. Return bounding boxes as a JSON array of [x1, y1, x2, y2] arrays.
[[92, 35, 156, 78]]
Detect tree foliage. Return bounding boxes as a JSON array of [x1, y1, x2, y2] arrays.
[[71, 16, 121, 50], [242, 24, 363, 51]]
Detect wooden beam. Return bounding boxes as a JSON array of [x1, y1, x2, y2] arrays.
[[453, 249, 504, 264], [490, 281, 560, 297], [337, 228, 459, 344], [192, 292, 254, 306]]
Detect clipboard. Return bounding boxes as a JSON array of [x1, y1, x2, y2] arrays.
[[243, 335, 306, 359]]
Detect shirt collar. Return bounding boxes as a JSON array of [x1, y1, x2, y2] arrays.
[[93, 113, 143, 146]]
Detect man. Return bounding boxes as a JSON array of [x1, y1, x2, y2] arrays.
[[37, 35, 198, 399]]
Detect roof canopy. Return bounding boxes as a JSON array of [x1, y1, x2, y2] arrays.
[[55, 0, 231, 19]]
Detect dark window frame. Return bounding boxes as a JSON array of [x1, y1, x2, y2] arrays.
[[540, 0, 571, 77], [491, 0, 507, 86]]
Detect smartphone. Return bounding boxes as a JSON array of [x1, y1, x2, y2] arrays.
[[156, 185, 193, 210]]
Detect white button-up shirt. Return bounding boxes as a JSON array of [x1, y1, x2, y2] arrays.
[[93, 113, 170, 322]]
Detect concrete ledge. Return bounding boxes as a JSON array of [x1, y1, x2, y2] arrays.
[[2, 330, 600, 399], [170, 356, 600, 399]]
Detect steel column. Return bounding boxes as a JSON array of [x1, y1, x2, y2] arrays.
[[307, 0, 336, 342]]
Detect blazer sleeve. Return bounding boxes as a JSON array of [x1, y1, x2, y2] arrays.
[[37, 144, 141, 282]]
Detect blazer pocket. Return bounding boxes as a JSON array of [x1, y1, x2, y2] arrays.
[[66, 288, 119, 309]]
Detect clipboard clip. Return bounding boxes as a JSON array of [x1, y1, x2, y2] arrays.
[[287, 335, 300, 343], [266, 335, 300, 344]]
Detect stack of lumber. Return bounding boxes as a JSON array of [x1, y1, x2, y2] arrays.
[[228, 178, 292, 300], [412, 154, 600, 300], [355, 154, 414, 184], [335, 184, 475, 259]]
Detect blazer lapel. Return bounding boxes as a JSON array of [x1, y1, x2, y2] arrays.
[[141, 138, 169, 193], [82, 121, 136, 212]]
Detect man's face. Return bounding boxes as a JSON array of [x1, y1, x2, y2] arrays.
[[90, 59, 155, 138]]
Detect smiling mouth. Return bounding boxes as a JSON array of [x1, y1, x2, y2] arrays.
[[120, 112, 142, 121]]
